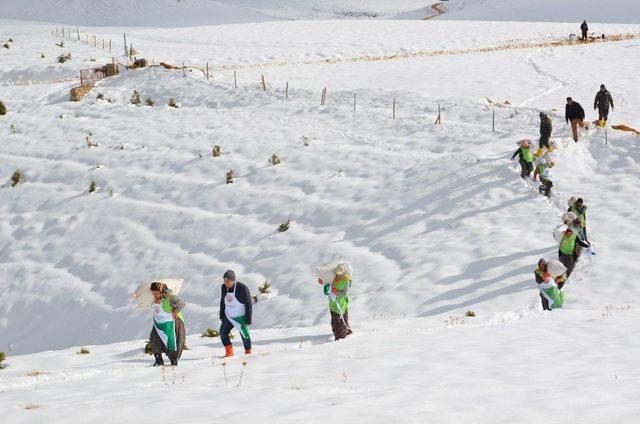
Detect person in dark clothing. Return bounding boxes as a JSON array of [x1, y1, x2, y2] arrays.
[[534, 258, 551, 311], [511, 139, 534, 179], [219, 269, 253, 357], [565, 97, 588, 142], [558, 228, 590, 278], [594, 84, 614, 127], [538, 112, 553, 152], [580, 21, 589, 41]]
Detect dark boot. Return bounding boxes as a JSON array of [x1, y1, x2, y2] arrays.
[[153, 354, 164, 366], [169, 352, 178, 366]]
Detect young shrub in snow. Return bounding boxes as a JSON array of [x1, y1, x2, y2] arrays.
[[0, 100, 6, 116], [9, 123, 16, 134], [201, 328, 220, 338], [57, 53, 71, 63], [258, 280, 272, 294], [168, 97, 179, 108], [300, 135, 311, 146], [278, 219, 291, 232], [212, 145, 221, 157], [2, 44, 9, 49], [88, 181, 97, 193], [41, 52, 45, 58], [77, 347, 90, 355], [145, 97, 154, 106], [8, 38, 13, 43], [10, 169, 23, 187], [226, 170, 234, 184], [182, 344, 189, 351], [56, 40, 64, 48], [268, 154, 281, 165], [130, 90, 141, 106], [0, 351, 6, 369], [96, 92, 104, 100], [465, 310, 476, 317], [144, 340, 153, 355]]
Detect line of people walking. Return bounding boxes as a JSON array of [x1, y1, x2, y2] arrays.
[[144, 262, 353, 366]]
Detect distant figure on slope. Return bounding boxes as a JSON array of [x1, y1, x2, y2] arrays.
[[511, 139, 534, 179], [533, 157, 554, 197], [537, 112, 553, 154], [581, 20, 589, 41], [318, 262, 353, 340], [565, 97, 588, 142], [219, 270, 253, 357], [567, 197, 588, 241], [149, 282, 186, 366], [558, 228, 590, 278], [594, 84, 614, 127]]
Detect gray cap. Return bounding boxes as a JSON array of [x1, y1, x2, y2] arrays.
[[223, 270, 236, 281]]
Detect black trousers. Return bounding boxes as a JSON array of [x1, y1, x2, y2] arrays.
[[539, 177, 553, 197], [558, 251, 576, 278], [220, 317, 251, 350], [519, 159, 533, 178], [598, 110, 609, 121]]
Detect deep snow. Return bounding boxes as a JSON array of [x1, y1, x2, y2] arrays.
[[1, 3, 640, 423]]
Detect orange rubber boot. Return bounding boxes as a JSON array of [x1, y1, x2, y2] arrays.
[[245, 348, 252, 355], [224, 345, 234, 358]]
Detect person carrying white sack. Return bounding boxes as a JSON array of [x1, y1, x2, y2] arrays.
[[317, 262, 353, 340], [149, 281, 186, 366]]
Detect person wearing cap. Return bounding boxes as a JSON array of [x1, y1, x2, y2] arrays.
[[558, 227, 590, 278], [594, 84, 614, 127], [219, 270, 253, 357], [565, 97, 588, 142], [537, 112, 553, 154], [568, 197, 588, 241], [534, 259, 551, 311], [149, 282, 186, 366], [511, 139, 534, 179], [318, 263, 352, 340], [533, 156, 554, 197]]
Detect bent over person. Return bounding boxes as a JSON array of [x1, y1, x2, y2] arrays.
[[150, 282, 186, 366], [219, 270, 253, 357]]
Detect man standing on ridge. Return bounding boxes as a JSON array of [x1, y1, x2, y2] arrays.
[[219, 270, 253, 357], [581, 20, 589, 41], [594, 84, 614, 127], [565, 97, 588, 142]]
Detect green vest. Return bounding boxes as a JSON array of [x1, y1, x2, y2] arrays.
[[559, 233, 577, 255], [162, 297, 184, 321], [521, 147, 534, 163], [570, 206, 586, 227]]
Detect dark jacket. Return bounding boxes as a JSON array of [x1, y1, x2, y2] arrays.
[[581, 22, 588, 33], [540, 115, 552, 138], [219, 282, 252, 325], [565, 102, 585, 122], [594, 90, 613, 113]]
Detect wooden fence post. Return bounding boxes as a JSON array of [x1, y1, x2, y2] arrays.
[[320, 87, 327, 106], [182, 61, 186, 77], [123, 33, 127, 56], [153, 59, 157, 76], [285, 81, 288, 99], [434, 103, 442, 124], [234, 70, 237, 88], [393, 98, 396, 119], [261, 74, 266, 91], [109, 39, 112, 53], [353, 92, 356, 111], [206, 62, 209, 79], [492, 108, 495, 132]]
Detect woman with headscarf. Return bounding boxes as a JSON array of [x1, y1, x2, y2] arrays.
[[318, 263, 353, 340], [149, 282, 186, 366]]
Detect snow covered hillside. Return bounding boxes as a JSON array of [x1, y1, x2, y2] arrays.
[[1, 6, 640, 423]]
